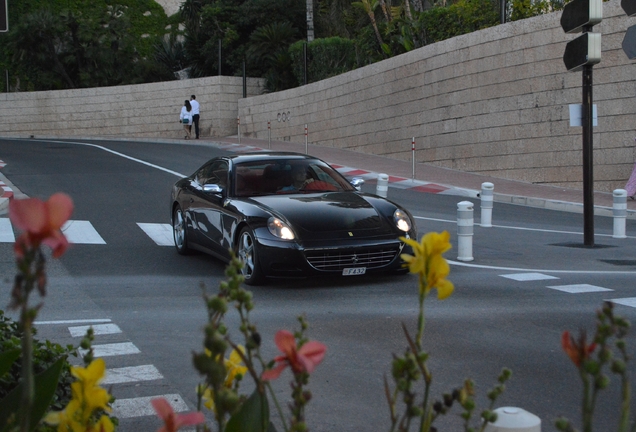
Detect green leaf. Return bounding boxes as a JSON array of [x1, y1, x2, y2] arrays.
[[0, 348, 20, 379], [0, 355, 66, 432], [226, 389, 270, 432]]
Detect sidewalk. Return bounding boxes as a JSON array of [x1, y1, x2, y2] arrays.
[[206, 136, 636, 219]]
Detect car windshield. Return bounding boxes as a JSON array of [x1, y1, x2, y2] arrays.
[[233, 159, 356, 197]]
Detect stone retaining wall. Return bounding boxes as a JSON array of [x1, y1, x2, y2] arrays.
[[0, 76, 264, 140], [239, 0, 636, 192]]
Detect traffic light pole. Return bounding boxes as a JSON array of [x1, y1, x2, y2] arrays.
[[582, 25, 594, 246]]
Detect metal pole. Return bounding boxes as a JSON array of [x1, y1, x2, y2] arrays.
[[500, 0, 506, 24], [411, 137, 416, 180], [243, 60, 247, 98], [582, 27, 594, 246], [303, 42, 308, 85], [268, 121, 271, 149], [5, 70, 8, 92], [305, 124, 308, 154], [237, 117, 241, 144], [218, 40, 222, 76]]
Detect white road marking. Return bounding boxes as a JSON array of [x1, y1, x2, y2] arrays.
[[450, 259, 636, 274], [500, 273, 559, 281], [413, 215, 636, 239], [609, 298, 636, 308], [546, 284, 613, 294], [61, 220, 106, 244], [84, 342, 141, 358], [137, 223, 174, 246], [42, 140, 186, 178], [111, 394, 189, 418], [36, 318, 112, 325], [103, 365, 163, 385], [0, 218, 14, 242], [68, 323, 122, 338]]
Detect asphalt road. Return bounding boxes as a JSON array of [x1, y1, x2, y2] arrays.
[[2, 137, 636, 431]]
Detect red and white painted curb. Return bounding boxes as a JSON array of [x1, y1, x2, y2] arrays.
[[0, 159, 14, 215]]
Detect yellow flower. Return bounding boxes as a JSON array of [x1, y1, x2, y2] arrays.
[[400, 231, 454, 299], [46, 359, 113, 432], [198, 346, 248, 413], [224, 346, 248, 387]]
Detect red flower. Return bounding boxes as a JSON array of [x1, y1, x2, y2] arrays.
[[151, 397, 205, 432], [261, 330, 326, 381], [561, 330, 596, 367], [9, 193, 74, 258]]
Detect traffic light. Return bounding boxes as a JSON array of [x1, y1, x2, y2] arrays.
[[563, 32, 601, 72], [560, 0, 602, 34], [0, 0, 7, 32]]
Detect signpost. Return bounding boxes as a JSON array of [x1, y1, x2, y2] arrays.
[[561, 0, 602, 247], [0, 0, 7, 32]]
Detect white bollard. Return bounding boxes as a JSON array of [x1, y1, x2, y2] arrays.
[[457, 201, 474, 262], [481, 182, 494, 227], [484, 407, 541, 432], [376, 173, 389, 197], [613, 189, 627, 239]]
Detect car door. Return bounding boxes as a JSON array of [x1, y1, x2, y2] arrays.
[[190, 160, 229, 257]]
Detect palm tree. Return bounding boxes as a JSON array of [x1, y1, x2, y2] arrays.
[[352, 0, 385, 49]]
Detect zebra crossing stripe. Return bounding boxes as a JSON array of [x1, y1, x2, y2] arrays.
[[546, 284, 613, 294], [68, 323, 122, 338], [609, 298, 636, 308], [103, 365, 163, 385], [137, 223, 174, 246], [62, 220, 106, 244], [36, 318, 112, 325], [111, 394, 189, 418], [84, 342, 141, 358], [500, 273, 559, 281]]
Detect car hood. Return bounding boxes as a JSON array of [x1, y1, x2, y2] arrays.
[[250, 192, 388, 233]]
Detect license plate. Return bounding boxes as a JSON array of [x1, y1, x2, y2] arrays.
[[342, 267, 366, 276]]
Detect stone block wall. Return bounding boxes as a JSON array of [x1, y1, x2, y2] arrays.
[[239, 0, 636, 192], [0, 76, 264, 140]]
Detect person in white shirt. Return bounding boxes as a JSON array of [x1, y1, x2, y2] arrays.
[[180, 100, 193, 139], [190, 95, 200, 139]]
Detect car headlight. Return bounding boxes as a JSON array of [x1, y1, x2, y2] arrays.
[[268, 217, 295, 240], [393, 209, 412, 232]]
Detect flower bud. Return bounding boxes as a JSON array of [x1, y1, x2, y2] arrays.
[[208, 296, 228, 313], [595, 374, 610, 389], [611, 360, 626, 374]]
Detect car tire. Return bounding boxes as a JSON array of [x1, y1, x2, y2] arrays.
[[237, 227, 265, 285], [173, 205, 191, 255]]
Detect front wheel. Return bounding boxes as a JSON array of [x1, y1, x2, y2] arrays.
[[173, 205, 191, 255], [237, 227, 265, 285]]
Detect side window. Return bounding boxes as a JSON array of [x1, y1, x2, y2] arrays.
[[196, 161, 228, 187]]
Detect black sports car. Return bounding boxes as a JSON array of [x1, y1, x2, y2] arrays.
[[170, 152, 417, 285]]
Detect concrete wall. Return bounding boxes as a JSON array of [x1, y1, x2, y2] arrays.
[[239, 0, 636, 192], [0, 76, 264, 140]]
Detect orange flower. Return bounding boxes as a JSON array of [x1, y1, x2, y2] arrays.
[[151, 397, 205, 432], [561, 330, 596, 367], [9, 193, 73, 258], [261, 330, 326, 381]]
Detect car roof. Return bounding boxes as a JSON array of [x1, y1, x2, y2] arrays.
[[224, 152, 321, 164]]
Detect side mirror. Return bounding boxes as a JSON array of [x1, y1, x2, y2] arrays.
[[350, 177, 365, 191], [203, 184, 224, 195]]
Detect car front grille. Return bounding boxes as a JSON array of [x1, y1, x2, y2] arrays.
[[305, 244, 401, 271]]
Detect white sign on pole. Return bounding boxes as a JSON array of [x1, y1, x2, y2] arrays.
[[569, 104, 598, 127]]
